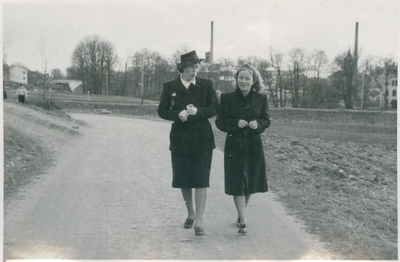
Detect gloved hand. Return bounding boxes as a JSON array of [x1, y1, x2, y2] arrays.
[[249, 120, 258, 129], [179, 110, 189, 122], [238, 120, 248, 128], [186, 104, 197, 116]]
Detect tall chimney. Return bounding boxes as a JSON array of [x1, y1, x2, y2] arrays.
[[354, 22, 358, 68], [210, 21, 214, 64]]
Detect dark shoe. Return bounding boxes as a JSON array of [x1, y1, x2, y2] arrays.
[[194, 226, 204, 236], [184, 216, 195, 229], [236, 217, 241, 228], [238, 223, 247, 234]]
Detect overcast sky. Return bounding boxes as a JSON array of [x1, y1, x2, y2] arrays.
[[2, 0, 399, 74]]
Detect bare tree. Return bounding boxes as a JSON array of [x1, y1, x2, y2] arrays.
[[101, 40, 118, 95], [117, 51, 132, 96], [267, 48, 285, 107], [33, 30, 58, 103], [330, 50, 356, 109], [310, 49, 329, 78], [359, 56, 374, 109], [71, 35, 117, 95], [288, 48, 306, 107], [3, 35, 11, 64], [132, 49, 171, 102], [71, 42, 87, 93]]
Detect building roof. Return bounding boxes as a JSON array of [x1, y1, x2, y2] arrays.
[[50, 79, 83, 91]]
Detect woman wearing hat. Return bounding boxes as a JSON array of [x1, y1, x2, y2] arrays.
[[215, 64, 270, 234], [158, 50, 219, 236]]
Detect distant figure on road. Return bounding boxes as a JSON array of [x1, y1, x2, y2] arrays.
[[16, 84, 28, 103], [158, 50, 220, 236], [216, 64, 270, 234], [3, 89, 7, 100]]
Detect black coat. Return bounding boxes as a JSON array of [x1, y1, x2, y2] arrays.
[[215, 88, 270, 195], [158, 76, 220, 155]]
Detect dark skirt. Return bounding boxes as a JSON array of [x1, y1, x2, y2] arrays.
[[171, 151, 213, 188]]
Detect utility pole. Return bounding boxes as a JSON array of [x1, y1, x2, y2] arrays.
[[106, 70, 109, 96], [141, 55, 144, 105], [43, 59, 48, 101]]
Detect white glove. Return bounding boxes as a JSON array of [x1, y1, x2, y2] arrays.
[[249, 120, 258, 129], [238, 120, 248, 128], [179, 110, 189, 122], [186, 104, 197, 116]]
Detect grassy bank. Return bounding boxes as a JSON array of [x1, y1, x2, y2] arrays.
[[3, 101, 81, 202]]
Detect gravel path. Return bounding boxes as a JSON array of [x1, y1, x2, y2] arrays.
[[4, 113, 334, 260]]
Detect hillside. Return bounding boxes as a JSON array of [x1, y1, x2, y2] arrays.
[[3, 101, 82, 202]]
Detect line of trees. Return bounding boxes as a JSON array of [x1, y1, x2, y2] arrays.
[[71, 35, 117, 95], [4, 34, 397, 110]]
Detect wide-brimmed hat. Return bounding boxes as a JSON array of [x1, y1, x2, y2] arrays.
[[178, 50, 204, 68]]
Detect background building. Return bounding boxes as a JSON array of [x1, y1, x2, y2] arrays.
[[9, 66, 28, 84]]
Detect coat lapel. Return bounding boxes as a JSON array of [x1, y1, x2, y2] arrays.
[[235, 88, 251, 105], [173, 76, 190, 94]]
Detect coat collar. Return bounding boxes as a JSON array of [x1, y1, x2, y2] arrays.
[[173, 75, 203, 93], [235, 87, 254, 103]]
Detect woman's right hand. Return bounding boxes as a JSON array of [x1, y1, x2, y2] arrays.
[[238, 119, 248, 128], [179, 110, 189, 122]]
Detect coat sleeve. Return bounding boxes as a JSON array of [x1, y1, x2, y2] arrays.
[[253, 94, 271, 133], [157, 82, 181, 122], [188, 79, 220, 121], [215, 94, 242, 133]]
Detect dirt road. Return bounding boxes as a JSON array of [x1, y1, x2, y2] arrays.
[[4, 113, 335, 260]]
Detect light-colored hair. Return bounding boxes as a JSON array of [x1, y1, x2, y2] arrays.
[[233, 64, 265, 92]]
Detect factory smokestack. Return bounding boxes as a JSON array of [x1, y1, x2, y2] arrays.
[[210, 21, 214, 64], [354, 22, 358, 68]]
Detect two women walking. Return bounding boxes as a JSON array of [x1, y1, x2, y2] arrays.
[[158, 51, 270, 236]]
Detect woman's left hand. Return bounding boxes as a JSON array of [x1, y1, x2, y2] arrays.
[[249, 120, 258, 129], [187, 104, 197, 116]]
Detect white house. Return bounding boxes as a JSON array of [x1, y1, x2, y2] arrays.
[[386, 73, 398, 108], [9, 66, 28, 84], [371, 62, 398, 108]]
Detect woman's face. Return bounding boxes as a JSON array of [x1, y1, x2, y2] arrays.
[[182, 63, 200, 81], [237, 70, 254, 95]]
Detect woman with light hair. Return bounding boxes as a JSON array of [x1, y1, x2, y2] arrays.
[[216, 63, 270, 234]]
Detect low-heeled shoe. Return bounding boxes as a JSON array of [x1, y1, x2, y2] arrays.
[[194, 226, 204, 236], [184, 217, 195, 229], [238, 223, 247, 234]]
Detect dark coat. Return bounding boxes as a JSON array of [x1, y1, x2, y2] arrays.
[[215, 88, 270, 195], [158, 76, 220, 155]]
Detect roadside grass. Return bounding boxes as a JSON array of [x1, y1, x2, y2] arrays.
[[3, 124, 50, 201], [4, 97, 397, 259], [3, 101, 79, 202]]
